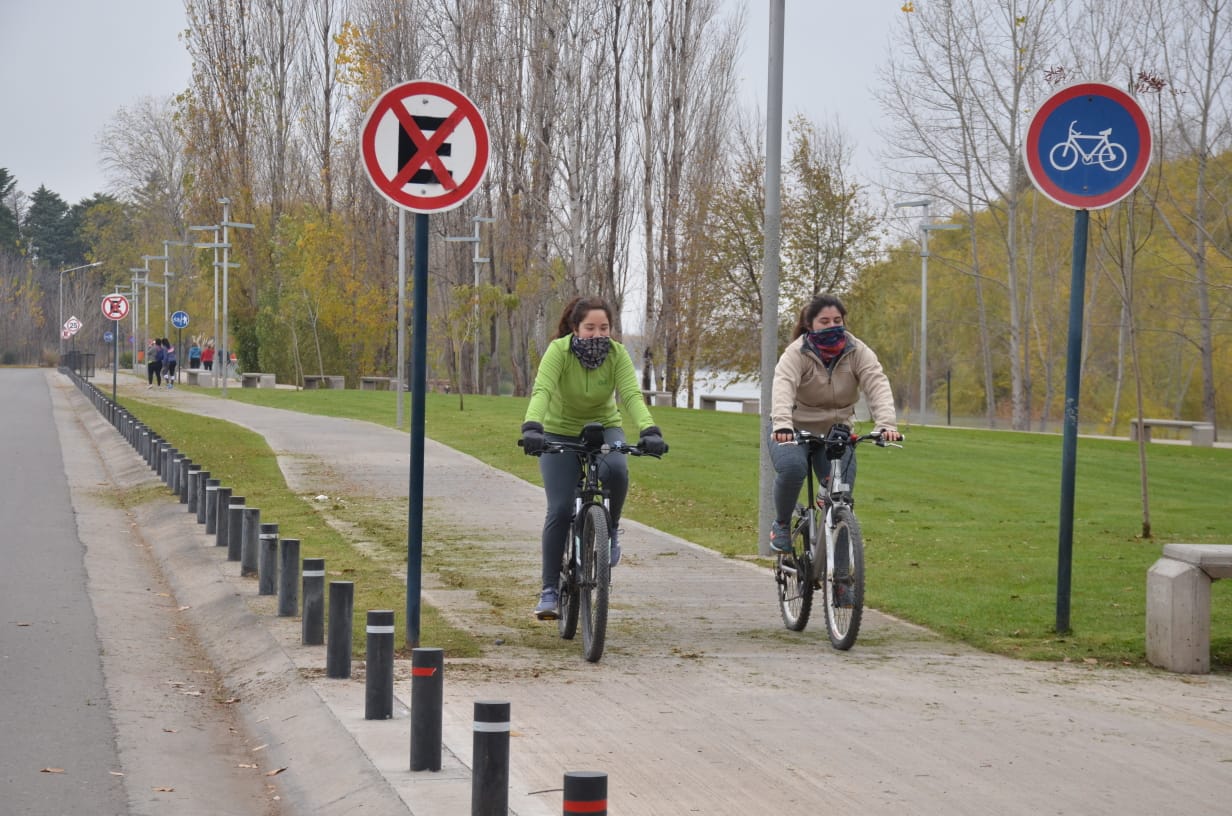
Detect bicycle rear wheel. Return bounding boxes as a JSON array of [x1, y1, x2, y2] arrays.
[[824, 505, 864, 650], [558, 531, 579, 640], [579, 504, 610, 662], [776, 504, 815, 631]]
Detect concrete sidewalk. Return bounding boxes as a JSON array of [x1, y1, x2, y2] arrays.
[[56, 371, 1232, 816]]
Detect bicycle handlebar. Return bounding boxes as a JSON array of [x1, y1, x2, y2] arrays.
[[516, 438, 669, 458], [789, 428, 904, 449]]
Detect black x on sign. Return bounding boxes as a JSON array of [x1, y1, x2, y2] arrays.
[[361, 80, 490, 214]]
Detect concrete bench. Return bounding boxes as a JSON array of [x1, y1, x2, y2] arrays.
[[360, 376, 392, 391], [241, 373, 276, 389], [185, 369, 206, 386], [642, 389, 674, 407], [303, 375, 345, 390], [1146, 543, 1232, 673], [1130, 418, 1215, 447], [699, 394, 760, 414]]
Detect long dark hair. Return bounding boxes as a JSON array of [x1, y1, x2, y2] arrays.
[[792, 293, 847, 339], [553, 296, 614, 339]]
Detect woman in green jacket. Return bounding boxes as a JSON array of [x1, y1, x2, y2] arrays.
[[521, 296, 666, 619]]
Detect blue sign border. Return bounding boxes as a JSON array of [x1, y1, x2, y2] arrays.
[[1024, 83, 1152, 210]]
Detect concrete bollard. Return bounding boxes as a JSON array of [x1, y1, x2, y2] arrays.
[[240, 508, 260, 577], [326, 581, 354, 679], [471, 701, 511, 816], [409, 647, 444, 772], [563, 772, 607, 816], [364, 610, 395, 720], [278, 538, 300, 616], [226, 497, 246, 561], [214, 486, 232, 547], [302, 558, 326, 645], [258, 523, 279, 595], [196, 472, 212, 524], [168, 452, 181, 491], [186, 467, 201, 514], [178, 458, 192, 503], [204, 479, 220, 533]]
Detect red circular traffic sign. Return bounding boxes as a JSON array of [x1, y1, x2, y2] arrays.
[[1024, 82, 1152, 210], [361, 80, 490, 214], [101, 293, 130, 321]]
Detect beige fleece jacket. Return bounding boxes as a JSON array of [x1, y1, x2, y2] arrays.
[[770, 332, 898, 434]]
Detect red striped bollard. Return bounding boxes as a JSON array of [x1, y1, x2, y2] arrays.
[[563, 771, 607, 816], [409, 647, 443, 771]]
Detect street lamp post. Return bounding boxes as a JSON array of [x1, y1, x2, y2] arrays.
[[443, 215, 494, 393], [217, 198, 255, 398], [189, 224, 222, 385], [896, 198, 962, 424], [58, 261, 103, 356]]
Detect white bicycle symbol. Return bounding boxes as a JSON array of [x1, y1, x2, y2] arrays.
[[1048, 121, 1128, 172]]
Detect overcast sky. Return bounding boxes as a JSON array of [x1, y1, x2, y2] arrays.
[[0, 1, 903, 207]]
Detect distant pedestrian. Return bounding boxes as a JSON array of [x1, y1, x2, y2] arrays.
[[201, 343, 215, 372], [161, 339, 177, 388], [188, 341, 202, 370], [146, 340, 163, 388]]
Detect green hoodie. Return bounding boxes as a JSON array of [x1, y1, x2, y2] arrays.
[[524, 335, 655, 436]]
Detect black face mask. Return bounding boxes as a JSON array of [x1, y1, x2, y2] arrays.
[[571, 335, 611, 369]]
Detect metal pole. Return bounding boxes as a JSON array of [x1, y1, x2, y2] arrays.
[[407, 213, 429, 648], [220, 199, 231, 398], [920, 222, 930, 423], [397, 209, 406, 428], [1056, 208, 1089, 635], [758, 0, 785, 557]]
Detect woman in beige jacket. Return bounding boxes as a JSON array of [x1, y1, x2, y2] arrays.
[[768, 294, 902, 552]]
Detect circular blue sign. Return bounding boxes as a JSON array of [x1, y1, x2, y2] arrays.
[[104, 331, 114, 343], [1024, 83, 1152, 210], [171, 310, 190, 329]]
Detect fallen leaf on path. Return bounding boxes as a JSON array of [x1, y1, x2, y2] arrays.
[[265, 767, 287, 777], [40, 768, 66, 774], [152, 786, 175, 792], [238, 763, 258, 769], [222, 697, 240, 704], [16, 622, 31, 627], [163, 728, 178, 733], [109, 771, 124, 776], [252, 744, 269, 752]]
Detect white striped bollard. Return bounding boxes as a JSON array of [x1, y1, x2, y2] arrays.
[[214, 486, 232, 547], [278, 538, 299, 616], [302, 558, 325, 645], [326, 581, 354, 679], [204, 479, 220, 533], [563, 772, 607, 816], [240, 507, 260, 577], [364, 610, 394, 720], [258, 523, 279, 595], [409, 647, 444, 771], [226, 497, 245, 561], [471, 701, 511, 816]]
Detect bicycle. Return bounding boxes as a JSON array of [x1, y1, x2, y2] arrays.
[[1048, 120, 1128, 172], [773, 424, 902, 650], [520, 422, 666, 662]]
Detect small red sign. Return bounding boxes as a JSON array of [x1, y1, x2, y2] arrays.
[[102, 294, 130, 321]]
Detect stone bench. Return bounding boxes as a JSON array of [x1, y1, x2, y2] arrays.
[[360, 376, 392, 391], [641, 389, 674, 407], [241, 372, 276, 389], [698, 394, 760, 414], [185, 369, 206, 386], [1130, 418, 1215, 447], [1146, 543, 1232, 673], [303, 374, 346, 390]]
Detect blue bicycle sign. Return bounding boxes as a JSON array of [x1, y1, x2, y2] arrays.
[[1048, 122, 1128, 172], [171, 310, 190, 329], [1024, 82, 1151, 210]]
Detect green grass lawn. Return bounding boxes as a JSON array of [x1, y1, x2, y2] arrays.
[[135, 384, 1232, 669]]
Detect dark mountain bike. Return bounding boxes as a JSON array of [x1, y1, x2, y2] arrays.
[[774, 425, 902, 650], [522, 422, 666, 662]]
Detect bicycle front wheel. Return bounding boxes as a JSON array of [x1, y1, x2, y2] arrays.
[[558, 531, 579, 640], [578, 504, 611, 662], [776, 505, 815, 631], [824, 506, 865, 650]]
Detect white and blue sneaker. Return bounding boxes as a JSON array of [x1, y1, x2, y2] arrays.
[[534, 587, 560, 620]]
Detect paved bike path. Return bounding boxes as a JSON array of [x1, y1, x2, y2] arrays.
[[61, 372, 1232, 815]]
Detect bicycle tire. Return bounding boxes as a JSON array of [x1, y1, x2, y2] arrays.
[[558, 531, 579, 640], [824, 505, 864, 650], [1049, 141, 1078, 171], [579, 504, 610, 662], [776, 504, 815, 631]]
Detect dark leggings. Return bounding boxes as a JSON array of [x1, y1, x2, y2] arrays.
[[769, 439, 855, 524], [147, 361, 161, 385], [538, 426, 628, 590]]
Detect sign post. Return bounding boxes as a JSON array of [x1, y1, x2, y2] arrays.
[[102, 294, 130, 402], [1023, 82, 1151, 634], [361, 79, 489, 648], [172, 311, 189, 385]]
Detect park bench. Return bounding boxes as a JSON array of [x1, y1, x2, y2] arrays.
[[185, 369, 205, 386], [360, 376, 392, 391], [1146, 543, 1232, 673], [641, 389, 674, 407], [303, 374, 346, 390], [1129, 418, 1215, 447], [241, 372, 276, 389], [698, 394, 760, 414]]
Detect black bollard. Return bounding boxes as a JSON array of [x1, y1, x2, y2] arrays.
[[302, 558, 325, 645], [214, 486, 232, 547], [409, 647, 444, 772], [258, 523, 279, 595], [326, 581, 354, 679], [563, 771, 607, 816], [185, 465, 200, 509], [278, 538, 300, 616], [195, 472, 211, 523], [240, 507, 260, 577], [471, 700, 511, 816], [226, 497, 245, 561], [178, 458, 192, 503], [204, 479, 220, 533], [364, 610, 395, 720]]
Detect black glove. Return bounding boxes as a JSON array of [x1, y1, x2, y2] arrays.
[[639, 425, 667, 456], [520, 421, 546, 455]]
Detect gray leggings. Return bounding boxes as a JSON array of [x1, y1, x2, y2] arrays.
[[538, 427, 628, 590], [769, 439, 855, 524]]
